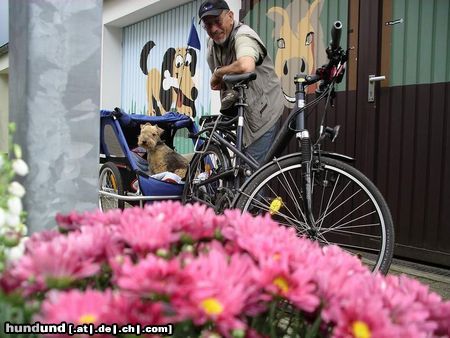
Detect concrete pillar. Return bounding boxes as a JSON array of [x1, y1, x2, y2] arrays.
[[0, 73, 7, 153], [9, 0, 102, 232]]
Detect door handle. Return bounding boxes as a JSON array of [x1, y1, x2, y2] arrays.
[[368, 75, 386, 103]]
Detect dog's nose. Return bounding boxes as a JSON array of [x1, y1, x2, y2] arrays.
[[191, 87, 198, 100]]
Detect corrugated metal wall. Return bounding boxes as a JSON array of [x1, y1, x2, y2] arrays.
[[240, 0, 348, 101], [122, 0, 212, 118], [375, 0, 450, 266], [121, 0, 216, 153], [381, 0, 450, 87]]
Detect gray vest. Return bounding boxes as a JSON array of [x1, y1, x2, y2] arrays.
[[207, 21, 284, 146]]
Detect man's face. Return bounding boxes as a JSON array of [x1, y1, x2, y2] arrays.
[[202, 10, 234, 44]]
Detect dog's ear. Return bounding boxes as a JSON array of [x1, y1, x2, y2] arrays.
[[141, 123, 150, 130], [139, 41, 156, 75], [156, 126, 165, 136], [160, 47, 176, 112], [186, 48, 197, 76]]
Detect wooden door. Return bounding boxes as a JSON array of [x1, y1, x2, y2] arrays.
[[355, 0, 450, 267], [240, 0, 450, 267]]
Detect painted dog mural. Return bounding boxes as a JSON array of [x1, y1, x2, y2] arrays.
[[140, 41, 198, 117], [266, 0, 325, 100]]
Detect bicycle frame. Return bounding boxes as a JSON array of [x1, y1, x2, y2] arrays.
[[189, 21, 348, 218]]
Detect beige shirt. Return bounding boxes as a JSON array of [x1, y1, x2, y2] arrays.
[[207, 22, 284, 146], [235, 35, 263, 62]]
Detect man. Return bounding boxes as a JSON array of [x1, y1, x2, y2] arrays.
[[199, 0, 284, 164]]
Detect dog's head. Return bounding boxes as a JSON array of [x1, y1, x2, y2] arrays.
[[137, 123, 165, 150], [160, 47, 198, 116], [140, 41, 199, 117]]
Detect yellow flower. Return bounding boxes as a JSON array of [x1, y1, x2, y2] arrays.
[[352, 320, 371, 338], [78, 314, 97, 324], [273, 276, 289, 294], [201, 297, 224, 315]]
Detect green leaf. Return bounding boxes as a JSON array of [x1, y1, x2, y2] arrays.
[[305, 314, 322, 338]]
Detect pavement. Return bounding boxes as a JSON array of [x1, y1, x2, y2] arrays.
[[388, 258, 450, 300]]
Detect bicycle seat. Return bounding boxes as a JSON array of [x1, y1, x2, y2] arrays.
[[199, 114, 236, 126], [223, 72, 257, 85]]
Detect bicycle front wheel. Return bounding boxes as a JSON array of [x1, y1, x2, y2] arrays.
[[234, 155, 394, 274]]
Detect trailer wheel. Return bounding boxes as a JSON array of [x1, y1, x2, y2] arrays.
[[99, 162, 125, 211]]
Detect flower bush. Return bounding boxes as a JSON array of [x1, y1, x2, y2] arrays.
[[0, 201, 449, 338], [0, 123, 29, 273]]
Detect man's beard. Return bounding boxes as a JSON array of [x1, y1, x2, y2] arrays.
[[214, 33, 228, 45]]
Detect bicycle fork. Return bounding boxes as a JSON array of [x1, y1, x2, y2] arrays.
[[294, 75, 316, 233]]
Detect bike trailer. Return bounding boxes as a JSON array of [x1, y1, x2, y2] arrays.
[[99, 108, 198, 209]]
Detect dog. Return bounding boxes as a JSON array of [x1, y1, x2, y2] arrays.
[[137, 123, 188, 178], [140, 41, 198, 117]]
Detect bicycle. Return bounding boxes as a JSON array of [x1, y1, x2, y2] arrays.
[[183, 21, 394, 274]]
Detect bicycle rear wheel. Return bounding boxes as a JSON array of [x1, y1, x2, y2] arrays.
[[234, 155, 394, 274], [182, 144, 232, 212]]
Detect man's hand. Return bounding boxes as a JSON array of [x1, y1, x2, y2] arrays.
[[210, 71, 222, 90], [210, 57, 256, 90]]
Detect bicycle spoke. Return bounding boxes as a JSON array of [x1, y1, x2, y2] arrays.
[[324, 199, 373, 231], [325, 228, 382, 240], [239, 190, 306, 229], [316, 185, 361, 226], [274, 160, 305, 221], [272, 175, 309, 226], [237, 155, 393, 274], [317, 170, 328, 223], [329, 222, 381, 230], [262, 181, 305, 225], [323, 240, 383, 254], [318, 176, 356, 229], [321, 212, 379, 235]]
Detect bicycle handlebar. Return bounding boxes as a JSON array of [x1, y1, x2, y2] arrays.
[[330, 21, 343, 51], [313, 20, 347, 86]]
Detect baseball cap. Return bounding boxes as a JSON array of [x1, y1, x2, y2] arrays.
[[198, 0, 230, 21]]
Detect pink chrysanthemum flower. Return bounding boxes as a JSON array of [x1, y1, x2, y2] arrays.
[[140, 201, 227, 241], [174, 247, 259, 335], [221, 211, 301, 265], [35, 289, 115, 337], [9, 233, 102, 294], [55, 208, 122, 231], [381, 274, 449, 336], [71, 224, 120, 262], [115, 254, 188, 299], [103, 291, 165, 326], [116, 207, 177, 256], [0, 268, 22, 294], [167, 202, 227, 240], [313, 245, 369, 306], [25, 229, 61, 253], [326, 293, 396, 338]]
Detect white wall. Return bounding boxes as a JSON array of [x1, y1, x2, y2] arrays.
[[101, 26, 122, 109], [0, 53, 7, 72]]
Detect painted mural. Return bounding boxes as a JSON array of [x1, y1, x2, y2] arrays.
[[139, 41, 199, 118], [242, 0, 331, 101], [268, 0, 325, 98]]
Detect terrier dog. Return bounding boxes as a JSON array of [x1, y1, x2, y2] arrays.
[[137, 123, 188, 178]]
